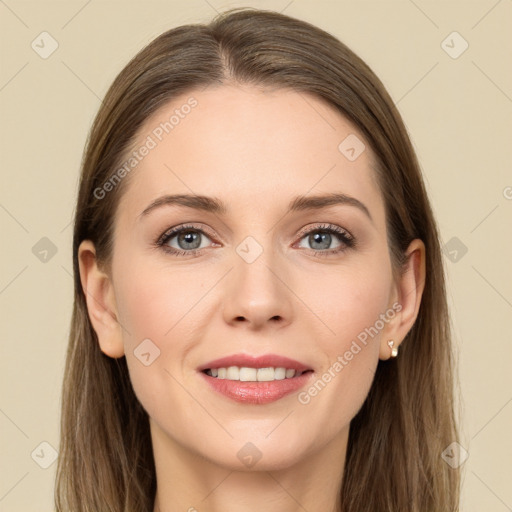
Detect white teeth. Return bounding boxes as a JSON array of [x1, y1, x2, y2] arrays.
[[257, 367, 275, 382], [239, 367, 257, 381], [273, 367, 286, 380], [226, 366, 239, 380], [205, 366, 302, 381]]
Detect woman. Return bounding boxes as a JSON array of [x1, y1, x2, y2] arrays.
[[55, 7, 460, 511]]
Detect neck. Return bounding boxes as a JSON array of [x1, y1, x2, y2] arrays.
[[150, 420, 348, 512]]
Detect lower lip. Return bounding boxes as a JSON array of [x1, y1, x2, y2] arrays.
[[199, 371, 313, 404]]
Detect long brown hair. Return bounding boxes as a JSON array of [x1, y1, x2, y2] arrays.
[[56, 8, 460, 511]]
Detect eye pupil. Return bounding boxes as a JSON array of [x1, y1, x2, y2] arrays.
[[178, 231, 201, 250], [310, 232, 331, 250]]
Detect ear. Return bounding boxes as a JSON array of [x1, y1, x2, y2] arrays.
[[78, 240, 125, 358], [379, 239, 426, 360]]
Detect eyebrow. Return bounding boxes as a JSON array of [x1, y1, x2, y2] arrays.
[[139, 192, 372, 221], [289, 193, 372, 220]]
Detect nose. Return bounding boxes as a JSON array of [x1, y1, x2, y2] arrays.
[[222, 245, 294, 330]]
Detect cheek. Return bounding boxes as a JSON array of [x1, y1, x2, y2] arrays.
[[110, 258, 203, 405], [298, 256, 393, 347], [292, 258, 392, 430], [113, 257, 208, 345]]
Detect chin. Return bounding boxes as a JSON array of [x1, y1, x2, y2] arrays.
[[200, 433, 314, 472]]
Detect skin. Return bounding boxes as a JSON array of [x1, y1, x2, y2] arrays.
[[79, 84, 425, 512]]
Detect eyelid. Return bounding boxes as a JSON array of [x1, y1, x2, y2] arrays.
[[293, 222, 356, 254], [156, 222, 356, 256], [157, 223, 218, 246], [295, 222, 353, 241]]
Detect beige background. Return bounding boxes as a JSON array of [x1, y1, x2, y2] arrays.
[[1, 1, 511, 510]]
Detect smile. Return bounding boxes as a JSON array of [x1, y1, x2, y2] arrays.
[[203, 366, 310, 381]]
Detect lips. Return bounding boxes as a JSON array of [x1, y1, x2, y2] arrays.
[[198, 353, 313, 373], [198, 353, 314, 404]]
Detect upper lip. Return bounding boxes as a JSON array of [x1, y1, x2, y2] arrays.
[[198, 353, 313, 373]]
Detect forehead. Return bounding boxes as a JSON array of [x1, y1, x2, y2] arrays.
[[117, 84, 384, 222]]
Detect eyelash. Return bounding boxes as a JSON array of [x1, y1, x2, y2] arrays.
[[155, 223, 356, 258]]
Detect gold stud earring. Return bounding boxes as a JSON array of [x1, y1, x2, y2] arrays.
[[387, 340, 398, 358]]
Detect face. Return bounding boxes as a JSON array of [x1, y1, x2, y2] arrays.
[[101, 85, 402, 470]]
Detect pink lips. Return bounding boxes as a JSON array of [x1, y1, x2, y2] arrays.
[[198, 353, 312, 373], [198, 353, 314, 404]]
